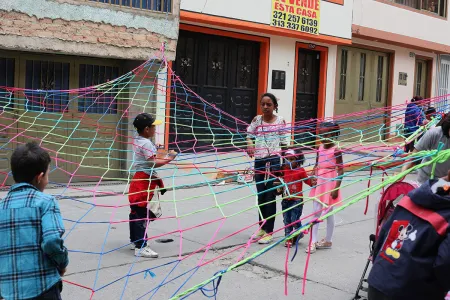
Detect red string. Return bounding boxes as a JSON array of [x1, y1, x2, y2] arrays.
[[364, 165, 374, 215], [302, 228, 314, 295]]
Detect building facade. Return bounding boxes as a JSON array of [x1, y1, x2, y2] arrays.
[[351, 0, 450, 134], [0, 0, 180, 183], [175, 0, 450, 146], [173, 0, 353, 149]]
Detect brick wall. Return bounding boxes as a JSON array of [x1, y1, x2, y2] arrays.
[[0, 0, 179, 60]]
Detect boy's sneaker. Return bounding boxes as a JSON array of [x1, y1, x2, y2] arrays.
[[135, 246, 158, 258], [258, 234, 273, 244], [130, 245, 136, 250]]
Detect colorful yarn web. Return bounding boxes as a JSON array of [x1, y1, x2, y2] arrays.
[[0, 51, 449, 300]]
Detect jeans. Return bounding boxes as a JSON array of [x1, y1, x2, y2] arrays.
[[32, 282, 63, 300], [281, 200, 304, 237], [129, 206, 156, 248], [254, 156, 281, 234]]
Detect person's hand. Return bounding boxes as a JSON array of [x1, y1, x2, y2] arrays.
[[247, 147, 255, 158], [331, 190, 339, 200], [59, 267, 66, 277], [168, 150, 178, 160]]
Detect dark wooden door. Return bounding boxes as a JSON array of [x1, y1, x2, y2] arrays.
[[294, 49, 320, 145], [170, 31, 260, 152]]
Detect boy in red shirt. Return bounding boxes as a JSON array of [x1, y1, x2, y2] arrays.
[[276, 148, 313, 247]]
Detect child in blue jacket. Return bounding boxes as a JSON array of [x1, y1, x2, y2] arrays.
[[404, 96, 426, 152], [368, 175, 450, 300]]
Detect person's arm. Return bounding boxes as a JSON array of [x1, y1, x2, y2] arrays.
[[279, 118, 290, 149], [414, 106, 424, 126], [246, 116, 258, 158], [299, 168, 313, 186], [401, 148, 419, 173], [331, 149, 344, 200], [147, 151, 176, 168], [41, 198, 69, 275], [401, 129, 435, 173]]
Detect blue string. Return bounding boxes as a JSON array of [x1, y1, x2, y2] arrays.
[[199, 270, 225, 299]]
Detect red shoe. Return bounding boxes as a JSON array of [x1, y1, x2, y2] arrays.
[[284, 239, 293, 248]]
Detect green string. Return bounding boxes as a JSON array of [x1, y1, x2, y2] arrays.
[[171, 147, 450, 300]]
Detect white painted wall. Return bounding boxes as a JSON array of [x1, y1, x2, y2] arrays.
[[266, 36, 338, 123], [181, 0, 352, 39], [353, 0, 450, 45]]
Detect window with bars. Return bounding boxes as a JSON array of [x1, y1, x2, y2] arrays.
[[24, 60, 70, 112], [78, 64, 120, 114], [376, 56, 384, 102], [89, 0, 172, 12], [339, 49, 348, 100], [391, 0, 446, 17], [0, 58, 15, 110], [358, 53, 366, 101]]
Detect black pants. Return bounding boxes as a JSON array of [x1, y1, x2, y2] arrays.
[[32, 281, 63, 300], [404, 132, 415, 153], [129, 206, 155, 248], [254, 156, 281, 234], [368, 286, 393, 300]]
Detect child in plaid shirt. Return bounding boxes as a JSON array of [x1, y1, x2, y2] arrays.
[[0, 142, 69, 300]]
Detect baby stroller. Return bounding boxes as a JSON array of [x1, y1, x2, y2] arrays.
[[352, 181, 418, 300]]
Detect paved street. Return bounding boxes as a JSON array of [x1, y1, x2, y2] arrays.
[[1, 153, 416, 300]]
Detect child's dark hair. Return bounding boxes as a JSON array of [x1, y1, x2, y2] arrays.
[[285, 147, 305, 166], [261, 93, 279, 113], [411, 96, 424, 102], [11, 142, 51, 183], [426, 107, 436, 115], [319, 121, 341, 138], [441, 114, 450, 138]]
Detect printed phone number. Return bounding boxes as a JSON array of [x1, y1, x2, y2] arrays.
[[272, 19, 318, 34], [272, 11, 318, 33]]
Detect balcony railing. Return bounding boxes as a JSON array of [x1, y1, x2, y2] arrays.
[[389, 0, 446, 17], [88, 0, 172, 13]]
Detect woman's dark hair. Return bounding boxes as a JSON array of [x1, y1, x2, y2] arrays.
[[261, 93, 279, 113], [441, 114, 450, 138], [319, 121, 341, 138], [11, 142, 51, 183], [411, 96, 424, 102]]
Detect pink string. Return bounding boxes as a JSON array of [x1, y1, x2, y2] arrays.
[[302, 228, 313, 295]]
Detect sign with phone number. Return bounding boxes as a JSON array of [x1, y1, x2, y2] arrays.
[[271, 0, 320, 35]]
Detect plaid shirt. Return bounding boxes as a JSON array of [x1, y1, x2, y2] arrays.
[[0, 183, 69, 300]]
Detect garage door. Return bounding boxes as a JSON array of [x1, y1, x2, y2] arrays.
[[334, 47, 389, 142], [170, 30, 260, 152], [14, 58, 124, 184]]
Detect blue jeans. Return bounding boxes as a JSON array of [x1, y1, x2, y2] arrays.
[[129, 206, 156, 248], [282, 199, 304, 237], [254, 156, 281, 233]]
